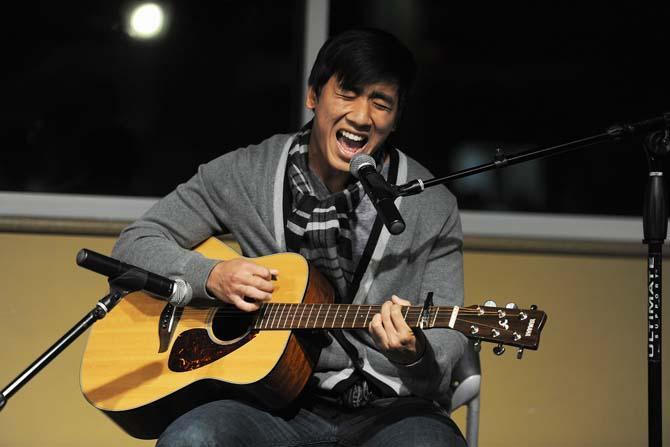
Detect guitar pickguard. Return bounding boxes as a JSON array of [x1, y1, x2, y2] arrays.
[[168, 329, 256, 372]]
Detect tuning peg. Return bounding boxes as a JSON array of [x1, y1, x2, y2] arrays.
[[493, 343, 506, 356], [505, 302, 518, 309], [516, 347, 524, 359], [473, 341, 481, 353], [483, 299, 497, 307]]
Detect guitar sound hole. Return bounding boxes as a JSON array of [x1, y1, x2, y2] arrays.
[[211, 306, 254, 342]]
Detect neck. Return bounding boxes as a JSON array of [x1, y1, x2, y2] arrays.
[[310, 164, 350, 192], [307, 138, 350, 193]]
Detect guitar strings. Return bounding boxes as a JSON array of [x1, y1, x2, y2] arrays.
[[166, 306, 534, 334], [161, 306, 535, 341], [170, 309, 517, 319], [171, 306, 525, 317]]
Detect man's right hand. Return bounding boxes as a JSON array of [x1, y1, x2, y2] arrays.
[[206, 259, 278, 312]]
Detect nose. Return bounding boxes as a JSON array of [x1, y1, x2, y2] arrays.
[[346, 98, 372, 131]]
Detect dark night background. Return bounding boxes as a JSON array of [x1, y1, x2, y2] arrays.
[[1, 1, 669, 217]]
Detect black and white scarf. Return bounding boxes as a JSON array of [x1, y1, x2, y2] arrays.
[[285, 124, 384, 301]]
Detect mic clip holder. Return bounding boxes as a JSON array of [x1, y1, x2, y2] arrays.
[[95, 270, 146, 318], [494, 147, 508, 167]]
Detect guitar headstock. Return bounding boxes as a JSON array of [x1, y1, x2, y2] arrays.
[[455, 301, 547, 358]]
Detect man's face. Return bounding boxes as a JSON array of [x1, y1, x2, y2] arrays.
[[306, 76, 399, 176]]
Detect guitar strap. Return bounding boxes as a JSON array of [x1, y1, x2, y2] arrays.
[[329, 149, 401, 408], [329, 329, 397, 407]]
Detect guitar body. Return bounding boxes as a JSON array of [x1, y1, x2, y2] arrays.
[[80, 238, 549, 439], [80, 238, 333, 439]]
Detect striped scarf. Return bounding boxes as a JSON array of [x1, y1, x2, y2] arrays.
[[285, 125, 366, 301]]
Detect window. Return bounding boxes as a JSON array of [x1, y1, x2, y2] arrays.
[[0, 1, 304, 197], [331, 2, 670, 216]]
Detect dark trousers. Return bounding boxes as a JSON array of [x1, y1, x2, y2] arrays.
[[156, 395, 466, 447]]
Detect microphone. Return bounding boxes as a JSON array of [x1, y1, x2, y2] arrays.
[[76, 249, 193, 306], [350, 153, 405, 235]]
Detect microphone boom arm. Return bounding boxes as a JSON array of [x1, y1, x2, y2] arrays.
[[397, 113, 670, 196]]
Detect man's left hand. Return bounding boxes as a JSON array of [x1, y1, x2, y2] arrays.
[[369, 295, 426, 365]]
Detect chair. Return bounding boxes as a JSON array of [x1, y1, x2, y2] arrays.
[[449, 339, 481, 447]]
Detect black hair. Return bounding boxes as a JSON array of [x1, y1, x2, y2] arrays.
[[307, 28, 416, 113]]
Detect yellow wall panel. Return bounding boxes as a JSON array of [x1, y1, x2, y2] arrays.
[[0, 233, 667, 446]]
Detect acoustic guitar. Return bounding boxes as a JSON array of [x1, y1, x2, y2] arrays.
[[80, 237, 547, 439]]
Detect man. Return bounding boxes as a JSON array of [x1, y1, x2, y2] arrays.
[[113, 28, 467, 446]]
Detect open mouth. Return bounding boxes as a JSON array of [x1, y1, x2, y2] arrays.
[[336, 129, 369, 154]]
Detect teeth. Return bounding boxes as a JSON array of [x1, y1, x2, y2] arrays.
[[341, 130, 364, 142]]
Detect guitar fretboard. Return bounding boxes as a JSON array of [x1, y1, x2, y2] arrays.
[[252, 303, 456, 330]]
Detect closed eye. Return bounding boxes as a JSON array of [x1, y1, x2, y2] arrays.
[[337, 93, 356, 100], [370, 91, 395, 112], [373, 102, 392, 111]]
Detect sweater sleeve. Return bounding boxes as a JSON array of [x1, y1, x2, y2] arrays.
[[393, 198, 468, 404], [111, 155, 236, 299]]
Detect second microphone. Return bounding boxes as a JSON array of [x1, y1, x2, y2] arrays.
[[349, 153, 405, 235]]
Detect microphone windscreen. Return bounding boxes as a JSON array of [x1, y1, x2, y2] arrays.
[[349, 153, 376, 179]]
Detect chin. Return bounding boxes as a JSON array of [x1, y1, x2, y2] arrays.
[[333, 159, 352, 173]]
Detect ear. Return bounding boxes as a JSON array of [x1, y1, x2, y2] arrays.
[[391, 118, 397, 131], [305, 86, 318, 110], [392, 109, 402, 131]]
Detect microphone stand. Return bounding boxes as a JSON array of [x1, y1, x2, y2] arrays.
[[0, 271, 147, 413], [394, 113, 670, 447], [642, 130, 669, 447]]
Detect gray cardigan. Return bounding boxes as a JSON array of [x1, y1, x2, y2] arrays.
[[112, 132, 467, 406]]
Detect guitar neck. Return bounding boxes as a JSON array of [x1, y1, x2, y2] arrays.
[[251, 302, 546, 350], [253, 303, 452, 331]]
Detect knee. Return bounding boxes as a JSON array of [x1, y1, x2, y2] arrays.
[[156, 419, 218, 447], [365, 415, 466, 447], [410, 417, 466, 447], [156, 400, 252, 447]]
